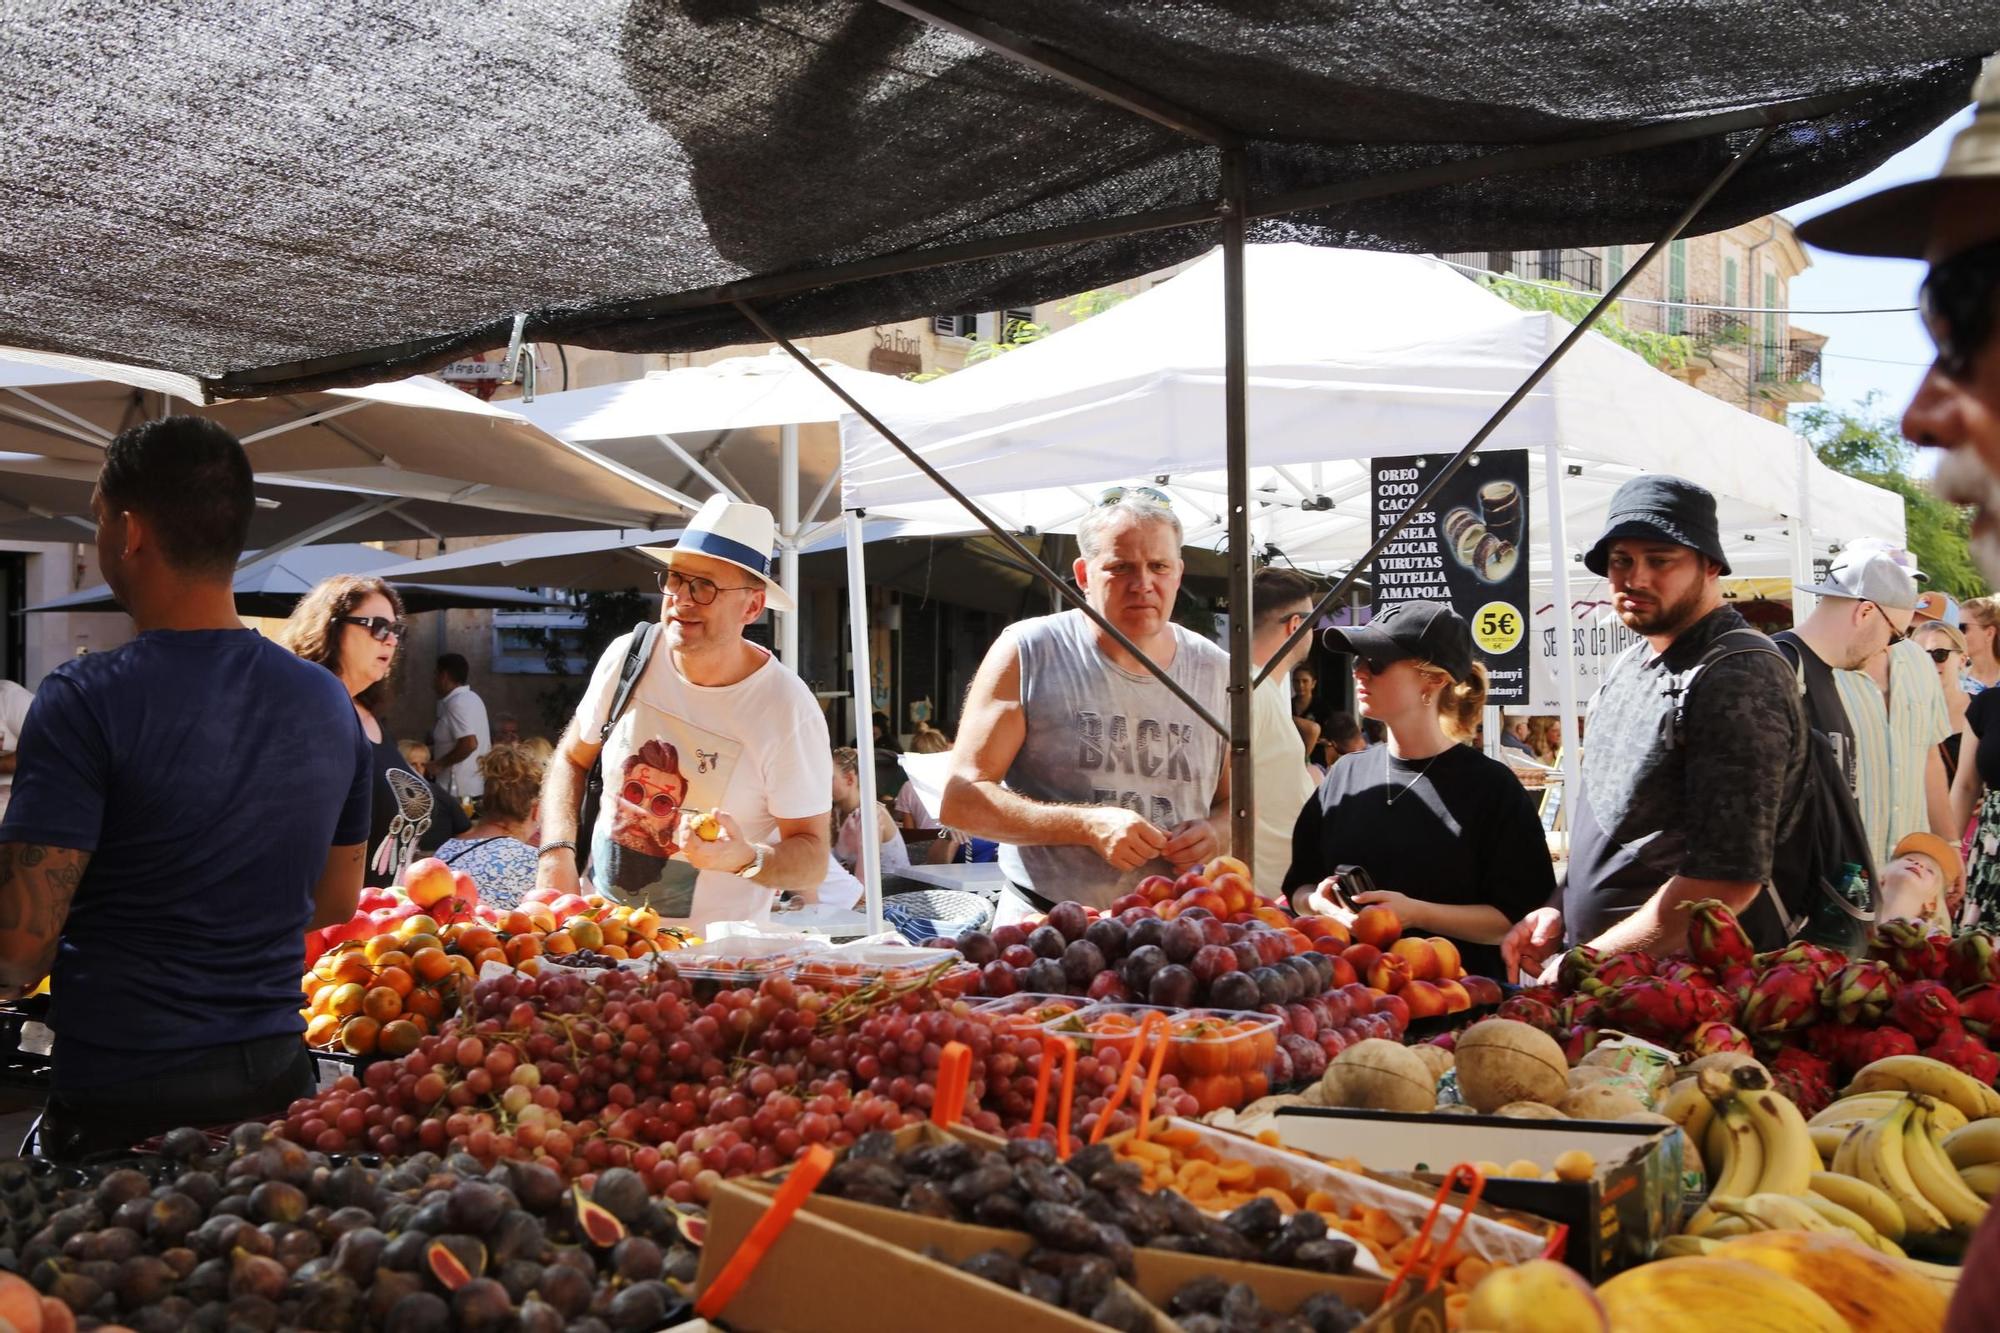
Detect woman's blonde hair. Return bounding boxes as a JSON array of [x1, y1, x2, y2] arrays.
[[1410, 661, 1490, 743], [276, 575, 405, 710], [477, 742, 546, 823], [1916, 619, 1969, 656], [908, 722, 952, 755], [1963, 596, 1998, 631], [397, 739, 431, 769]]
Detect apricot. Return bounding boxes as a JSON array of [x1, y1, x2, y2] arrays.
[[397, 914, 440, 939], [526, 909, 559, 934], [372, 949, 412, 972], [1435, 978, 1472, 1013], [624, 937, 657, 958], [497, 910, 538, 938], [598, 920, 629, 949], [543, 930, 578, 956], [563, 918, 605, 951], [410, 948, 454, 983], [625, 908, 662, 940], [447, 955, 476, 979], [362, 986, 403, 1022], [599, 944, 629, 961], [1389, 937, 1441, 982], [1427, 936, 1464, 980], [454, 926, 501, 956], [472, 947, 508, 971], [1401, 979, 1448, 1019], [364, 934, 406, 964], [330, 955, 374, 987], [401, 932, 444, 957]]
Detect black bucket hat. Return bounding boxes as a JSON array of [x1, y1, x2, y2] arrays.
[[1321, 600, 1474, 683], [1584, 475, 1731, 577]]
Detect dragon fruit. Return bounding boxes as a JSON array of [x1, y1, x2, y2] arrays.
[[1945, 932, 2000, 992], [1756, 941, 1848, 987], [1956, 984, 2000, 1039], [1684, 975, 1738, 1027], [1805, 1023, 1862, 1072], [1871, 919, 1952, 982], [1739, 964, 1823, 1033], [1496, 996, 1561, 1033], [1597, 976, 1699, 1043], [1684, 1022, 1754, 1057], [1890, 980, 1963, 1045], [1513, 984, 1563, 1010], [1717, 966, 1758, 1010], [1561, 1025, 1602, 1064], [1581, 951, 1657, 993], [1846, 1025, 1921, 1074], [1655, 956, 1709, 986], [1924, 1028, 2000, 1085], [1767, 1045, 1837, 1117], [1684, 898, 1755, 971], [1556, 945, 1607, 992], [1559, 992, 1602, 1029], [1820, 960, 1897, 1025]]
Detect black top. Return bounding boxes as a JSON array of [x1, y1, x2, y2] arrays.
[[365, 729, 418, 888], [1968, 688, 2000, 791], [1283, 742, 1557, 980]]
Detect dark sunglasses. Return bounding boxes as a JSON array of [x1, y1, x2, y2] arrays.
[[337, 614, 406, 643], [1868, 601, 1909, 645], [1920, 237, 2000, 382], [656, 568, 760, 605], [1927, 647, 1958, 665], [1097, 484, 1172, 510]]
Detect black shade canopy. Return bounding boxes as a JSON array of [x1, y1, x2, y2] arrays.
[[0, 1, 1990, 400]]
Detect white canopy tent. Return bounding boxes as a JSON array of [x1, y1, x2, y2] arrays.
[[510, 353, 924, 666], [834, 244, 1906, 926]]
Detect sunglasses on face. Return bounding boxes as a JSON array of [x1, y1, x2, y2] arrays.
[[1928, 647, 1958, 665], [1096, 484, 1172, 510], [337, 615, 406, 643], [1920, 237, 2000, 382], [657, 568, 759, 605], [622, 779, 681, 818], [1868, 601, 1908, 645]]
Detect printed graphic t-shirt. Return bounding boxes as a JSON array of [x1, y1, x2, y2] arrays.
[[576, 632, 833, 931]]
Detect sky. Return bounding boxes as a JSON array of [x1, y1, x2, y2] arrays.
[[1780, 107, 1974, 433]]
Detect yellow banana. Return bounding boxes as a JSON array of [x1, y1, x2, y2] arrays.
[[1902, 1101, 1990, 1233], [1845, 1056, 2000, 1121], [1942, 1117, 2000, 1170], [1657, 1234, 1724, 1257], [1596, 1255, 1853, 1332], [1808, 1123, 1854, 1164], [1721, 1192, 1841, 1234], [1854, 1099, 1951, 1240], [1662, 1077, 1715, 1173], [1961, 1162, 2000, 1200], [1684, 1098, 1765, 1235], [1809, 1170, 1907, 1242], [1794, 1190, 1891, 1251], [1811, 1092, 1909, 1126], [1900, 1255, 1963, 1298], [1743, 1085, 1817, 1196]]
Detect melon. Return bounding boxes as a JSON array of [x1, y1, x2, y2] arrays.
[[1320, 1039, 1437, 1113], [1560, 1081, 1651, 1121], [1455, 1019, 1569, 1112]]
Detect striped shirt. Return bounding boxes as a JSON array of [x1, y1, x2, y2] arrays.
[[1834, 638, 1952, 867]]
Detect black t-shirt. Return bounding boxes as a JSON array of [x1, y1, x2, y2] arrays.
[[1283, 743, 1557, 979], [1968, 688, 2000, 792]]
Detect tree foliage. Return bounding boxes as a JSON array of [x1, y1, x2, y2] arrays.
[[1478, 275, 1696, 371], [1796, 394, 1986, 601]]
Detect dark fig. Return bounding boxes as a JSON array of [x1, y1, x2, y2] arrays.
[[607, 1281, 671, 1333], [488, 1209, 547, 1266], [497, 1258, 544, 1303], [145, 1191, 202, 1247], [222, 1293, 279, 1332], [131, 1295, 195, 1333], [226, 1249, 288, 1302], [159, 1126, 210, 1160], [159, 1245, 197, 1278], [536, 1261, 594, 1317], [93, 1169, 151, 1213], [590, 1167, 648, 1224], [506, 1161, 566, 1213], [517, 1296, 565, 1333], [452, 1277, 514, 1333], [425, 1233, 487, 1290], [572, 1185, 626, 1247], [445, 1180, 507, 1236], [296, 1273, 362, 1331], [379, 1227, 433, 1272], [273, 1226, 321, 1270], [330, 1224, 386, 1280], [610, 1234, 664, 1283], [366, 1269, 426, 1322], [383, 1290, 451, 1333]]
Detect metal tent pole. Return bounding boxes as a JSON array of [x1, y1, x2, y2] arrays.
[[780, 423, 801, 669], [1254, 123, 1781, 687], [845, 509, 885, 935], [1221, 147, 1255, 861], [1794, 433, 1817, 618], [1544, 441, 1581, 855]]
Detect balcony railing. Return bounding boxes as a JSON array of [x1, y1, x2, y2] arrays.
[[1756, 343, 1823, 387], [1437, 249, 1600, 290]]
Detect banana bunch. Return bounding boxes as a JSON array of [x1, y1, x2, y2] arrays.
[[1828, 1094, 1989, 1250], [1844, 1054, 2000, 1121], [1681, 1067, 1817, 1236], [1944, 1118, 2000, 1200]]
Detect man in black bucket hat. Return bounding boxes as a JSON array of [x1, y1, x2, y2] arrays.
[[1503, 475, 1811, 979]]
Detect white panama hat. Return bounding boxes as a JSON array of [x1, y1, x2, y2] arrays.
[[639, 494, 795, 613]]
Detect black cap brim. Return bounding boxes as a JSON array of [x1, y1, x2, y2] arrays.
[[1320, 623, 1417, 666], [1584, 520, 1732, 577]]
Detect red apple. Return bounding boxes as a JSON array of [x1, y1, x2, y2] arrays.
[[1401, 979, 1447, 1019], [1389, 937, 1440, 982], [1435, 978, 1473, 1013], [302, 931, 328, 970], [1351, 904, 1402, 949]]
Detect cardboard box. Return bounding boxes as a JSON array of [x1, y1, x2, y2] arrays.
[[729, 1121, 1442, 1332], [1270, 1106, 1685, 1280]]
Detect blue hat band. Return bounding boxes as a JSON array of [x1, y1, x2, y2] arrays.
[[679, 528, 770, 577]]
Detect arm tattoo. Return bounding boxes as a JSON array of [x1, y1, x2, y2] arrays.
[[0, 842, 89, 981]]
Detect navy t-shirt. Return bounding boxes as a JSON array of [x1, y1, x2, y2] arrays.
[[1, 630, 372, 1091]]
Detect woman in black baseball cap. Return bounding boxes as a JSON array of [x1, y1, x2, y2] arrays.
[[1282, 600, 1557, 982]]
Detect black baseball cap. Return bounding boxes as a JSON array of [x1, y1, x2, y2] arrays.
[[1321, 600, 1475, 683]]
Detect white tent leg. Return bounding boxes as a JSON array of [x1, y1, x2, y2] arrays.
[[1794, 433, 1816, 619], [1544, 441, 1581, 856], [780, 424, 801, 669], [845, 509, 884, 935]]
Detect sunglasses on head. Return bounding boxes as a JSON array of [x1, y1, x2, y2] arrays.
[[1097, 484, 1172, 510], [1920, 237, 2000, 382], [337, 614, 406, 643]]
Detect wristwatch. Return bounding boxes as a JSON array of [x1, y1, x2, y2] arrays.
[[739, 842, 771, 880]]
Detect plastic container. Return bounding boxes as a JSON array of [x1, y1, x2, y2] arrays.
[[970, 993, 1095, 1034], [672, 935, 830, 993], [1163, 1008, 1283, 1110], [792, 943, 978, 996], [1036, 1002, 1181, 1061]]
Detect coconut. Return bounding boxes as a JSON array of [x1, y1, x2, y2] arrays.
[[1320, 1039, 1437, 1113], [1455, 1019, 1569, 1112], [1408, 1044, 1455, 1081], [1495, 1101, 1570, 1120], [1560, 1081, 1651, 1121]]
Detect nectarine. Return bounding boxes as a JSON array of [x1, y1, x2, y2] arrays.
[[1426, 936, 1463, 979], [1366, 953, 1411, 994], [1401, 978, 1447, 1019], [1389, 937, 1440, 982], [1435, 978, 1473, 1013], [1351, 904, 1402, 949]]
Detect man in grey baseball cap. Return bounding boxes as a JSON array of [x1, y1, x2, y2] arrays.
[[1504, 474, 1812, 978]]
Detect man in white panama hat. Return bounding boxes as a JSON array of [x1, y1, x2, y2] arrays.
[[535, 494, 853, 930]]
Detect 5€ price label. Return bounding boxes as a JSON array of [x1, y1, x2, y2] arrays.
[[1474, 602, 1523, 655]]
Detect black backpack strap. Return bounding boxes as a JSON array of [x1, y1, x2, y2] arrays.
[[1667, 628, 1785, 748], [600, 621, 660, 743]]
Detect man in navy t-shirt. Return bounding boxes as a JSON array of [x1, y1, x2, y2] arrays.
[[0, 416, 371, 1157]]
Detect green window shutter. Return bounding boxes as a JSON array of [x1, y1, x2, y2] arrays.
[[1763, 272, 1780, 376], [1667, 240, 1687, 334], [1606, 244, 1626, 288], [1723, 256, 1739, 309]]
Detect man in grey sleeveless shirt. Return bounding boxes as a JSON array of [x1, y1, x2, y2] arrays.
[[941, 489, 1230, 912]]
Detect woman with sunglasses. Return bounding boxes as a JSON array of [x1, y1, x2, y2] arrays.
[[1962, 597, 2000, 695], [278, 575, 415, 886], [1916, 621, 1972, 783], [1283, 601, 1556, 980]]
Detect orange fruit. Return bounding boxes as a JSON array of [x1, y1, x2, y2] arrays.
[[410, 948, 454, 983], [300, 971, 319, 995], [364, 934, 405, 963], [505, 935, 543, 965], [397, 914, 440, 939], [377, 1020, 422, 1058], [375, 965, 414, 998], [305, 1013, 343, 1047], [563, 918, 604, 951], [362, 986, 403, 1022], [543, 930, 577, 956], [516, 956, 541, 977], [473, 947, 508, 971], [372, 949, 412, 972], [497, 910, 538, 938], [625, 937, 657, 958], [308, 985, 339, 1017], [525, 910, 558, 934], [403, 1012, 431, 1036], [340, 1016, 380, 1055], [599, 944, 629, 961], [454, 927, 500, 957], [327, 983, 368, 1017], [447, 955, 476, 979], [404, 987, 445, 1023], [330, 955, 374, 987], [625, 908, 662, 940]]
